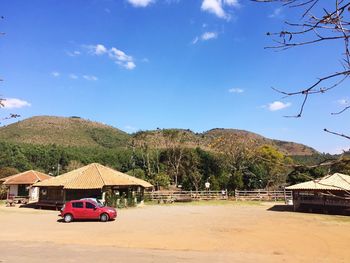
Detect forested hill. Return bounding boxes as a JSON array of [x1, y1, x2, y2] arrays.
[[0, 116, 317, 155], [0, 116, 130, 148]]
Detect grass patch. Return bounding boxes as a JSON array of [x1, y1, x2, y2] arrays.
[[0, 200, 5, 206], [144, 200, 263, 206], [329, 216, 350, 223]]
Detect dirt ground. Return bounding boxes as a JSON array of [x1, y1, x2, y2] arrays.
[[0, 202, 349, 263]]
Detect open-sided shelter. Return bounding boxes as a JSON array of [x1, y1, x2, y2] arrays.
[[0, 170, 52, 202], [286, 173, 350, 212], [33, 163, 153, 208]]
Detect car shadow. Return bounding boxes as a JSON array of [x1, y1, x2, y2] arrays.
[[56, 218, 116, 223]]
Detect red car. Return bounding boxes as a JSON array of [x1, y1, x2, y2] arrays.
[[60, 200, 117, 223]]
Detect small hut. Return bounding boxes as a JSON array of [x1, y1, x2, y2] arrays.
[[286, 173, 350, 212], [33, 163, 153, 209], [0, 170, 52, 203]]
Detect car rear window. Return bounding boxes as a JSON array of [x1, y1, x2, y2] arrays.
[[72, 202, 83, 208]]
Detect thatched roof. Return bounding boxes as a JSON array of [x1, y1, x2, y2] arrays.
[[33, 163, 153, 189], [1, 170, 52, 185], [286, 173, 350, 191]]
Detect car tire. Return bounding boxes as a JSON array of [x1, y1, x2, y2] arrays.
[[100, 213, 109, 222], [64, 213, 73, 223]]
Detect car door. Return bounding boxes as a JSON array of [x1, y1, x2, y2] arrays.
[[84, 201, 100, 219], [71, 201, 85, 219]]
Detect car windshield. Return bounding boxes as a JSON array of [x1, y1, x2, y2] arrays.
[[80, 198, 105, 207], [96, 202, 104, 207]]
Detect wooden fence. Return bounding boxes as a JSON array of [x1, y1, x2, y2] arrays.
[[234, 189, 292, 201], [145, 189, 292, 203]]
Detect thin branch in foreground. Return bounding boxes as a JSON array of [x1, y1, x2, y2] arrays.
[[324, 128, 350, 140], [331, 105, 350, 115]]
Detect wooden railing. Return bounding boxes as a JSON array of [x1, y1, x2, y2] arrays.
[[145, 189, 292, 202]]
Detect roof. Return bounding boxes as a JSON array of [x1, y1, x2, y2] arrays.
[[33, 163, 153, 189], [286, 173, 350, 191], [0, 170, 52, 185]]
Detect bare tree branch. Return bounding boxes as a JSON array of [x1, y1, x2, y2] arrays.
[[256, 0, 350, 138], [324, 128, 350, 140]]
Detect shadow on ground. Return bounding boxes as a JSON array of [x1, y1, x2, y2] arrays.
[[56, 218, 116, 223], [267, 205, 293, 212], [267, 204, 350, 216]]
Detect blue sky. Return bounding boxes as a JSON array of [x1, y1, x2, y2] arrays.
[[0, 0, 349, 154]]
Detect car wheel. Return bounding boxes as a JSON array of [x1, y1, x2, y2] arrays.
[[100, 213, 109, 222], [64, 213, 73, 223]]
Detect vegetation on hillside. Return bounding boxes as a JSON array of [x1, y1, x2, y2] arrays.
[[0, 116, 316, 155], [0, 116, 130, 148], [0, 116, 340, 192]]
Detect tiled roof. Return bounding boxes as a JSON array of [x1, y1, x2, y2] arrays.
[[33, 163, 153, 189], [286, 173, 350, 191], [1, 170, 52, 185]]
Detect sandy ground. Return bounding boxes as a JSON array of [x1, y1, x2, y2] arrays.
[[0, 202, 349, 262]]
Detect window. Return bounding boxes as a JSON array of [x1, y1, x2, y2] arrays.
[[86, 202, 96, 209], [72, 202, 83, 208]]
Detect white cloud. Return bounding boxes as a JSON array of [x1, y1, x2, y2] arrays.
[[201, 0, 239, 20], [201, 31, 218, 40], [269, 7, 283, 18], [109, 47, 136, 70], [328, 145, 350, 154], [165, 0, 180, 4], [191, 36, 199, 44], [83, 75, 98, 81], [127, 0, 154, 7], [124, 125, 138, 132], [228, 88, 244, 93], [201, 0, 226, 19], [85, 44, 108, 55], [125, 61, 136, 70], [69, 74, 78, 79], [192, 32, 218, 45], [67, 50, 81, 57], [85, 44, 137, 70], [109, 47, 132, 62], [224, 0, 239, 7], [337, 98, 348, 105], [51, 71, 60, 77], [2, 98, 31, 109], [268, 101, 291, 111]]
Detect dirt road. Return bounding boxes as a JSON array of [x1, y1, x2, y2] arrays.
[[0, 203, 349, 262]]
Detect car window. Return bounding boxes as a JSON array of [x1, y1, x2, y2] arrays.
[[86, 202, 96, 209], [72, 202, 83, 208]]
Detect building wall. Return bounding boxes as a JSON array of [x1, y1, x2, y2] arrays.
[[29, 187, 39, 201], [8, 185, 18, 197], [39, 187, 64, 202]]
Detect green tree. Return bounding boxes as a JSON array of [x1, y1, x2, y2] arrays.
[[254, 145, 293, 189], [0, 167, 19, 179]]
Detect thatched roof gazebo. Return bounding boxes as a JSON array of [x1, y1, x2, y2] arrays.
[[286, 173, 350, 212], [33, 163, 152, 209]]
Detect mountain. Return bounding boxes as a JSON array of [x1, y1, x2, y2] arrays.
[[133, 128, 317, 156], [0, 116, 130, 148], [0, 116, 317, 155]]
